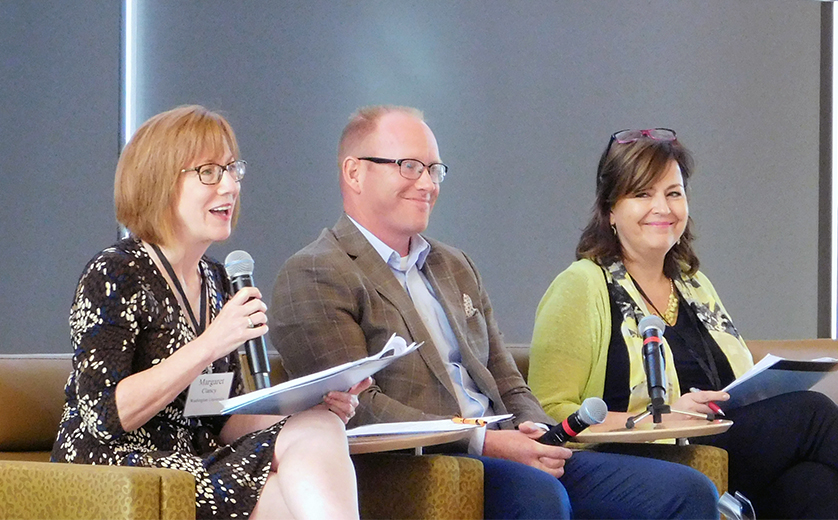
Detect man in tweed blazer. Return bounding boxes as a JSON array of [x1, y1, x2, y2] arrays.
[[270, 106, 718, 519]]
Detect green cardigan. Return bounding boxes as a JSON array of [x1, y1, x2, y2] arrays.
[[529, 258, 753, 422]]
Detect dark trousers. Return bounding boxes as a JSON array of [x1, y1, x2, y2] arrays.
[[470, 449, 719, 519], [694, 391, 838, 519]]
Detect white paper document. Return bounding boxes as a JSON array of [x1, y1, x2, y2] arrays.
[[346, 414, 514, 437], [220, 334, 422, 415], [720, 354, 838, 410]]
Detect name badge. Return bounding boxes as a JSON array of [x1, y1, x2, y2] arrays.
[[183, 372, 234, 417]]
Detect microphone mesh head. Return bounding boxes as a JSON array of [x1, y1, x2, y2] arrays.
[[638, 315, 666, 334], [224, 250, 254, 279], [578, 397, 608, 425]]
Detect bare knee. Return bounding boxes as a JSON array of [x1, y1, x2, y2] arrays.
[[273, 408, 348, 463], [291, 408, 346, 439]]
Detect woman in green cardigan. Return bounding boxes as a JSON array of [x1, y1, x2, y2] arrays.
[[529, 128, 838, 518]]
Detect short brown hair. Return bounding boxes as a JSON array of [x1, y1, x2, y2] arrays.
[[115, 105, 241, 246], [576, 135, 699, 277], [337, 105, 424, 169]]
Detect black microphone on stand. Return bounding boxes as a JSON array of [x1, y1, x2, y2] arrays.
[[538, 397, 608, 445], [639, 315, 668, 422], [224, 250, 271, 390]]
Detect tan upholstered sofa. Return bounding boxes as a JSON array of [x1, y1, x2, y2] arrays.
[[0, 353, 483, 520], [0, 354, 196, 520], [4, 339, 834, 518]]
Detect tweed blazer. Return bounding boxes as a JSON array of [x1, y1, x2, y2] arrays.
[[270, 214, 551, 437]]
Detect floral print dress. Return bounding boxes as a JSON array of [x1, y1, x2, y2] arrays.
[[51, 237, 283, 518]]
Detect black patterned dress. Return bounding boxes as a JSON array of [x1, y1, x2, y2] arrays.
[[51, 237, 284, 519]]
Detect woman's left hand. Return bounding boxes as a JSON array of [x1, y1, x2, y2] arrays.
[[319, 377, 373, 424]]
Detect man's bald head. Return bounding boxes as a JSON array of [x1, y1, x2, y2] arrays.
[[338, 105, 425, 171]]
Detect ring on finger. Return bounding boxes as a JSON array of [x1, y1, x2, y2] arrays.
[[247, 316, 255, 328]]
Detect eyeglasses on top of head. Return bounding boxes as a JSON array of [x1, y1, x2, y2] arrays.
[[358, 157, 448, 184], [181, 159, 247, 185], [604, 128, 677, 157], [597, 128, 678, 188]]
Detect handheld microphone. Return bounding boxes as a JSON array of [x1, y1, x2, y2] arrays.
[[224, 250, 271, 390], [639, 315, 667, 414], [538, 397, 608, 445]]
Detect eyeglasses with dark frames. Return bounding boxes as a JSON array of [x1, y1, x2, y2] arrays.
[[181, 160, 247, 185], [358, 157, 448, 184]]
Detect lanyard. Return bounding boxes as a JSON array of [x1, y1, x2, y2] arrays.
[[151, 243, 206, 336], [630, 276, 721, 389], [667, 301, 723, 390], [630, 276, 670, 324]]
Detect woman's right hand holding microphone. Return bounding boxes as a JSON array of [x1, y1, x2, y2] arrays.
[[200, 286, 269, 361]]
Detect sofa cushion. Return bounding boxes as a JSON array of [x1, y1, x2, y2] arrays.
[[353, 454, 483, 520], [506, 343, 530, 380], [0, 460, 195, 520], [0, 354, 72, 452]]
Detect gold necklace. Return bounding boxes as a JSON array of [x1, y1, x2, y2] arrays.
[[631, 276, 679, 327]]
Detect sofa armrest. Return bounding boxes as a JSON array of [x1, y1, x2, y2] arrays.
[[0, 460, 195, 520], [353, 454, 483, 520]]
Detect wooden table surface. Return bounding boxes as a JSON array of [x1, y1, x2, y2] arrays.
[[574, 419, 733, 444], [348, 429, 472, 455]]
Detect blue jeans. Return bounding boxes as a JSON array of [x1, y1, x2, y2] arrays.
[[473, 455, 571, 519], [469, 449, 719, 519], [561, 450, 719, 519]]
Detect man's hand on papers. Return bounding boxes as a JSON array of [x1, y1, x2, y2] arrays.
[[483, 422, 572, 478], [318, 377, 373, 424]]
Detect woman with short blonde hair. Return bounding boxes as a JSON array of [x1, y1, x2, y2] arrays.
[[54, 105, 368, 519]]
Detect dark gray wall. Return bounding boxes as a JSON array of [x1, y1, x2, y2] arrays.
[[0, 1, 823, 353], [1, 2, 121, 354]]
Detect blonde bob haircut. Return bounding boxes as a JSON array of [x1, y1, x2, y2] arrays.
[[115, 105, 241, 246]]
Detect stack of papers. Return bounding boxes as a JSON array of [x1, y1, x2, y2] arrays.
[[220, 334, 422, 415], [720, 354, 838, 410]]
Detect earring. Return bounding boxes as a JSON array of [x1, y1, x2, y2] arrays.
[[611, 224, 617, 236]]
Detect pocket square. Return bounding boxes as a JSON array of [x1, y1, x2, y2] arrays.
[[463, 293, 477, 318]]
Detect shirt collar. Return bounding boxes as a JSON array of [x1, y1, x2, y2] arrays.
[[347, 215, 431, 271]]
